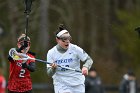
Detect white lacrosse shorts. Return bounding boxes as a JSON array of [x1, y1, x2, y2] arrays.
[[54, 83, 85, 93]]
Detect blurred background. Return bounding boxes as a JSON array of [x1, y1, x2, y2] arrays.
[[0, 0, 140, 93]]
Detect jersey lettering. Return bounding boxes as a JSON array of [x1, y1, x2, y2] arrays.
[[55, 58, 73, 64], [61, 65, 69, 71], [19, 69, 25, 78], [16, 62, 22, 67]]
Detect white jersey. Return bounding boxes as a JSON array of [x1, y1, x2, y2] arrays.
[[47, 43, 88, 86]]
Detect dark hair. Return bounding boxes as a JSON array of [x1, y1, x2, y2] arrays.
[[127, 70, 135, 76], [55, 24, 66, 36], [89, 67, 96, 72]]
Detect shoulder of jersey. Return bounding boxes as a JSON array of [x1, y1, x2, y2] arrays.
[[47, 46, 56, 53], [28, 51, 36, 56], [70, 43, 80, 50]]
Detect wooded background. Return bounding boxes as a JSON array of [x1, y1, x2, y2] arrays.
[[0, 0, 140, 87]]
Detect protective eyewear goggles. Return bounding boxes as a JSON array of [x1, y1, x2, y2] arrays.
[[57, 36, 72, 42], [18, 40, 30, 46]]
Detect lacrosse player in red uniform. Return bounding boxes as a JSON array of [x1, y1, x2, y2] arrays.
[[7, 34, 36, 93]]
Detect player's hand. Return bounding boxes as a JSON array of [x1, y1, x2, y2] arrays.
[[82, 67, 88, 76], [50, 63, 57, 69]]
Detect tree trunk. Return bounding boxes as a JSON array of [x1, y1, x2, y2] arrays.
[[7, 0, 18, 45], [0, 43, 7, 77], [39, 0, 50, 51], [88, 0, 98, 56]]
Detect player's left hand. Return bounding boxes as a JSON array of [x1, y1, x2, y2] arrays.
[[82, 67, 88, 76], [50, 63, 57, 69]]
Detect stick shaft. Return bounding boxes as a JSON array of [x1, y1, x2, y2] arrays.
[[25, 15, 29, 40], [33, 58, 81, 73]]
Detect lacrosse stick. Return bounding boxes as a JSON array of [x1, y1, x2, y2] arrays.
[[9, 48, 82, 73], [24, 0, 33, 39]]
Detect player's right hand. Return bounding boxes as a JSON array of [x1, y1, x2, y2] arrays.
[[50, 63, 57, 69], [82, 67, 88, 76]]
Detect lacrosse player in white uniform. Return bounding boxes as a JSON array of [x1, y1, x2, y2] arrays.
[[46, 24, 93, 93]]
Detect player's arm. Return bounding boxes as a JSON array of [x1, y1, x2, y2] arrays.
[[46, 50, 57, 76], [75, 45, 93, 70], [83, 56, 93, 70], [22, 62, 36, 72], [8, 55, 14, 61], [47, 63, 57, 76], [75, 45, 93, 75], [22, 52, 36, 72], [82, 56, 93, 75]]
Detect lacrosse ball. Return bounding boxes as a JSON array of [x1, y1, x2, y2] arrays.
[[14, 55, 19, 60]]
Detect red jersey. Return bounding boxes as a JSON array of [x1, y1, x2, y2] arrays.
[[0, 75, 6, 93], [7, 53, 35, 92]]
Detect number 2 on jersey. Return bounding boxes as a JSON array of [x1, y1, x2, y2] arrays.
[[19, 69, 25, 77]]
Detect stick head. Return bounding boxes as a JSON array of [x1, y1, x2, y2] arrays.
[[9, 48, 28, 60], [24, 0, 33, 14], [9, 48, 21, 60], [9, 48, 18, 59]]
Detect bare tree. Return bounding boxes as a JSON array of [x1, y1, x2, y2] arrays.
[[38, 0, 50, 51], [7, 0, 19, 45], [0, 44, 7, 76]]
